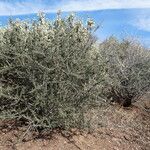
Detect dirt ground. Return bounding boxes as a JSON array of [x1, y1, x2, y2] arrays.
[[0, 94, 149, 150]]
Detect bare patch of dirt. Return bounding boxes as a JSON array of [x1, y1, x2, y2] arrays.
[[0, 96, 149, 150]]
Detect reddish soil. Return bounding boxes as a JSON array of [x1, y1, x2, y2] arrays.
[[0, 95, 150, 150]]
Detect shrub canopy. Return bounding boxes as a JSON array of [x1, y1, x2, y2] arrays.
[[0, 13, 103, 129], [99, 37, 150, 106]]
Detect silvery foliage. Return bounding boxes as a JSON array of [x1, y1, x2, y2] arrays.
[[0, 13, 103, 129], [99, 37, 150, 106]]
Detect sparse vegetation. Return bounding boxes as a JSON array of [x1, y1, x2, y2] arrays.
[[0, 13, 149, 131]]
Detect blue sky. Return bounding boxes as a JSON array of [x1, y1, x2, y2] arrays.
[[0, 0, 150, 47]]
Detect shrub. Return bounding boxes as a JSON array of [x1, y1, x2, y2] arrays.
[[99, 37, 150, 106], [0, 12, 149, 131], [0, 13, 103, 130]]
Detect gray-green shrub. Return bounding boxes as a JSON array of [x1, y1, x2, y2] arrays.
[[99, 37, 150, 106], [0, 13, 103, 129]]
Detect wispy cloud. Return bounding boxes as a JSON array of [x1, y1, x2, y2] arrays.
[[0, 0, 51, 16], [131, 10, 150, 32], [135, 17, 150, 32], [59, 0, 150, 12], [0, 0, 150, 16]]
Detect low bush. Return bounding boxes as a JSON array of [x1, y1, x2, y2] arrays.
[[99, 37, 150, 106]]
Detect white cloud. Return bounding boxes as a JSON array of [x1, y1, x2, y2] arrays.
[[0, 0, 150, 16], [136, 17, 150, 32], [0, 0, 52, 16], [59, 0, 150, 12], [132, 11, 150, 32]]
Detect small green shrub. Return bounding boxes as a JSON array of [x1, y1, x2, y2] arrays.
[[99, 37, 150, 106]]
